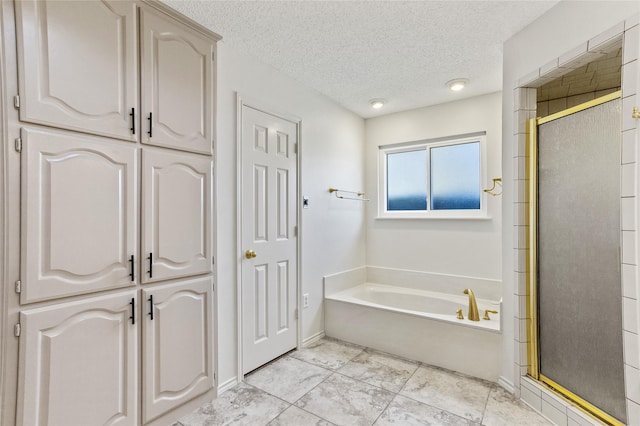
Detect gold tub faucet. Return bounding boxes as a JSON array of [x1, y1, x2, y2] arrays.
[[463, 289, 480, 321]]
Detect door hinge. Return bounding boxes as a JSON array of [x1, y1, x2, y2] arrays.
[[15, 280, 21, 294], [14, 137, 22, 153], [293, 143, 298, 154], [13, 95, 20, 109], [14, 323, 21, 337], [293, 225, 297, 237], [212, 255, 215, 265], [294, 308, 298, 320]]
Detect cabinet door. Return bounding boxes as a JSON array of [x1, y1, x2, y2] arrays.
[[15, 0, 138, 141], [21, 127, 138, 304], [17, 291, 138, 426], [142, 278, 214, 423], [142, 148, 212, 283], [140, 7, 213, 154]]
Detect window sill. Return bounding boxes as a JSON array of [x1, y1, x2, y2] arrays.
[[375, 214, 492, 220]]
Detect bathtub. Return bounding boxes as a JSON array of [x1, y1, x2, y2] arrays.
[[323, 267, 503, 382]]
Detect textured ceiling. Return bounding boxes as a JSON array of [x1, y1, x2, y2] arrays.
[[161, 0, 560, 118]]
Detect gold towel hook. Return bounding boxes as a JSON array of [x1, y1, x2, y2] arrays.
[[483, 178, 502, 196]]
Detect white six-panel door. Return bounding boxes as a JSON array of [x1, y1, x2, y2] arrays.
[[241, 105, 298, 373], [142, 147, 212, 283], [21, 127, 137, 304], [15, 0, 139, 141], [140, 7, 213, 154], [142, 277, 213, 423], [17, 290, 138, 426]]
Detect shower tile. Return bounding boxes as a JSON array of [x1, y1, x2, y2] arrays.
[[622, 94, 640, 131], [514, 133, 527, 158], [622, 94, 637, 131], [622, 198, 636, 231], [588, 23, 624, 53], [625, 364, 640, 404], [336, 348, 419, 393], [622, 130, 636, 165], [483, 386, 554, 426], [621, 163, 636, 198], [294, 373, 394, 426], [626, 399, 640, 426], [267, 406, 332, 426], [521, 386, 542, 413], [623, 297, 639, 334], [623, 264, 638, 299], [567, 405, 601, 426], [541, 397, 568, 426], [625, 330, 640, 370], [374, 394, 477, 426], [399, 365, 492, 422], [623, 60, 638, 97], [290, 338, 363, 370], [622, 231, 637, 265], [177, 382, 288, 426], [623, 25, 639, 64], [245, 356, 332, 403]]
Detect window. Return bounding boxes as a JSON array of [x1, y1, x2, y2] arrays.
[[379, 132, 486, 218]]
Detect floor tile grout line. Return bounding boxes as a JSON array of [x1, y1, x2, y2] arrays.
[[479, 384, 497, 426]]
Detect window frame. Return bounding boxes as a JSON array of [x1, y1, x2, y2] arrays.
[[377, 132, 488, 219]]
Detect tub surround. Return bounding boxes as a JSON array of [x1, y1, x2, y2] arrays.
[[323, 266, 503, 382]]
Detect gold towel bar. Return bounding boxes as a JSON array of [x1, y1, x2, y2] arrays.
[[329, 187, 369, 201]]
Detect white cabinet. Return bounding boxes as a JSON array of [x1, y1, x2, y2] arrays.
[[140, 7, 214, 155], [142, 148, 212, 283], [17, 291, 138, 426], [142, 278, 213, 423], [21, 127, 138, 304], [15, 1, 215, 154], [12, 1, 219, 424], [15, 0, 139, 141]]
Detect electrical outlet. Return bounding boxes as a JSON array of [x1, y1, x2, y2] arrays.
[[303, 293, 309, 308]]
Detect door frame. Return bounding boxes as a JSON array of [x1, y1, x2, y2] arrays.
[[235, 94, 302, 380]]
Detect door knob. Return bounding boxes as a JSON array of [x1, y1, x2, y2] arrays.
[[245, 250, 257, 259]]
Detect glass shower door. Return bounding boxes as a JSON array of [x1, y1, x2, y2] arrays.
[[530, 93, 625, 424]]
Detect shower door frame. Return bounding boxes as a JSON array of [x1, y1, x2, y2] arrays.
[[526, 90, 624, 426]]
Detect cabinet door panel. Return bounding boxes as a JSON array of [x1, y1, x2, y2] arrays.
[[17, 291, 138, 426], [140, 7, 213, 154], [21, 127, 137, 303], [16, 0, 138, 141], [142, 278, 213, 423], [142, 148, 211, 283]]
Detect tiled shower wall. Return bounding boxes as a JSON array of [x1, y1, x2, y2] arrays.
[[512, 17, 640, 426]]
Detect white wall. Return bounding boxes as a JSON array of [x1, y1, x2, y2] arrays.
[[364, 92, 503, 280], [216, 42, 366, 387], [502, 0, 640, 393]]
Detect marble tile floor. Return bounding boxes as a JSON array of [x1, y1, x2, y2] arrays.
[[175, 337, 554, 426]]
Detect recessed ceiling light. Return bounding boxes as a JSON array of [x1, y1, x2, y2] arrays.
[[369, 99, 386, 109], [446, 79, 468, 92]]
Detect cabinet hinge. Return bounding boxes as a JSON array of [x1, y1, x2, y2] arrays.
[[14, 323, 21, 337], [14, 137, 22, 153], [13, 95, 20, 109], [212, 255, 215, 265], [15, 280, 21, 294]]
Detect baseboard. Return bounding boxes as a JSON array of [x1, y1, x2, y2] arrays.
[[217, 376, 238, 395], [498, 376, 515, 394], [302, 331, 325, 347]]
